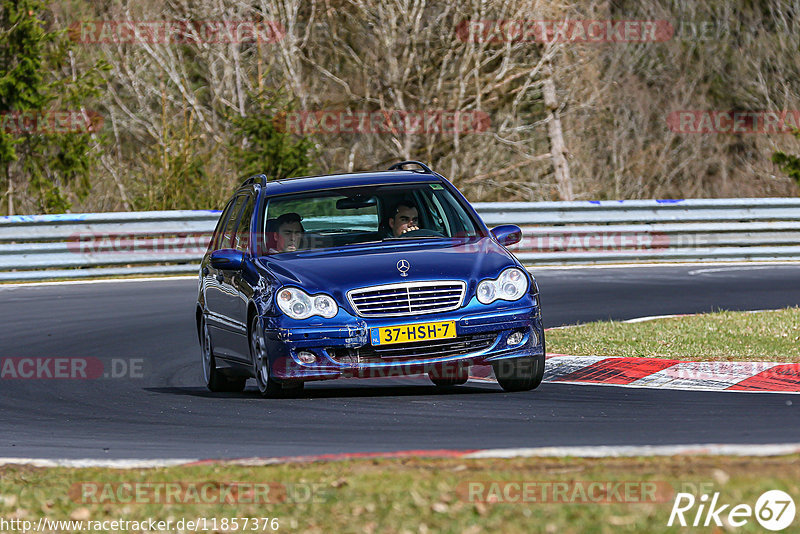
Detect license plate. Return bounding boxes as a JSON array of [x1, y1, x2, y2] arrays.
[[371, 320, 456, 346]]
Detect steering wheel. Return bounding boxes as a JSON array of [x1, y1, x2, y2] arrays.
[[399, 228, 445, 238]]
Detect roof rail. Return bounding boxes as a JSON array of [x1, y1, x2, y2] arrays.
[[388, 160, 434, 174], [241, 174, 268, 187]]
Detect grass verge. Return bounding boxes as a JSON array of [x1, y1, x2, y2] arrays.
[[2, 456, 800, 533], [547, 307, 800, 362]]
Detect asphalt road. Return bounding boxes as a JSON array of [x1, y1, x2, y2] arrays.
[[1, 264, 799, 459]]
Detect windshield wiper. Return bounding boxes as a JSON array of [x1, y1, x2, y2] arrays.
[[318, 228, 355, 234], [382, 235, 443, 241]]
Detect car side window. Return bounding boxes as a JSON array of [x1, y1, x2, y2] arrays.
[[234, 195, 255, 253], [210, 199, 236, 251], [219, 196, 246, 250]]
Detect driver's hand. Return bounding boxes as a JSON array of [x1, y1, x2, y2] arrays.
[[400, 225, 420, 235]]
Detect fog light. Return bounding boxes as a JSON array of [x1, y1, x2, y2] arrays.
[[507, 331, 524, 346], [297, 351, 316, 364]]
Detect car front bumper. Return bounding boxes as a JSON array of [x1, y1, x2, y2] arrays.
[[261, 303, 544, 382]]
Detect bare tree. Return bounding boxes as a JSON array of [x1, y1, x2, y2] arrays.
[[41, 0, 800, 214]]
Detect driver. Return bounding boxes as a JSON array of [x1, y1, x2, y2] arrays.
[[388, 200, 420, 237], [268, 212, 305, 253]]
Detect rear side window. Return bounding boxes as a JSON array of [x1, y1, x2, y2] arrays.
[[210, 199, 236, 251], [234, 195, 255, 253], [218, 196, 246, 250]]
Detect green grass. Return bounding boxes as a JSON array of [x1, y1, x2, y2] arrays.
[[2, 456, 800, 533], [547, 307, 800, 362]]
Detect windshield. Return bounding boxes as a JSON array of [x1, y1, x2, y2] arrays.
[[261, 183, 485, 254]]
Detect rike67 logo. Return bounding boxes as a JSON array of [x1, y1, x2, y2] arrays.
[[669, 490, 796, 531]]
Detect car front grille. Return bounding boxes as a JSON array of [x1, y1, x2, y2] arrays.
[[329, 333, 496, 364], [347, 281, 466, 317]]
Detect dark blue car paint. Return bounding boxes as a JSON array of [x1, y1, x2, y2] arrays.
[[197, 169, 544, 384]]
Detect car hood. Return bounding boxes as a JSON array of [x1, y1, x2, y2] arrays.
[[256, 237, 519, 298]]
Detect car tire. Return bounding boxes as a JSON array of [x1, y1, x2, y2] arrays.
[[250, 315, 303, 398], [492, 354, 545, 392], [201, 316, 246, 393], [428, 368, 469, 387]]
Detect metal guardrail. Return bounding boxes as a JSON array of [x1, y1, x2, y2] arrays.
[[1, 199, 799, 281]]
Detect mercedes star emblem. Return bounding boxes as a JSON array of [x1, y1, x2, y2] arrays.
[[396, 259, 410, 277]]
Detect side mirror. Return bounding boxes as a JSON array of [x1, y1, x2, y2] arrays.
[[210, 249, 245, 270], [491, 225, 522, 246]]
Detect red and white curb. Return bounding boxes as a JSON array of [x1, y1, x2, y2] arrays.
[[544, 355, 800, 393], [470, 355, 800, 393], [4, 443, 800, 468], [469, 309, 800, 393]]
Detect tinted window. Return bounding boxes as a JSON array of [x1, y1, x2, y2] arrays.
[[210, 199, 237, 251], [219, 196, 246, 250], [234, 195, 255, 253], [262, 183, 483, 254]]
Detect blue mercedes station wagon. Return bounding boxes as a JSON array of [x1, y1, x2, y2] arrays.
[[196, 161, 545, 396]]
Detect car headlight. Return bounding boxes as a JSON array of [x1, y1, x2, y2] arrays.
[[277, 287, 338, 319], [476, 267, 528, 304]]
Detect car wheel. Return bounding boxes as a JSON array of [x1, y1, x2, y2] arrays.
[[492, 354, 545, 392], [428, 367, 469, 387], [201, 316, 246, 393], [250, 315, 299, 398]]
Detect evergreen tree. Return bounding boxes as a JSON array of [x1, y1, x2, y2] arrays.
[[0, 0, 108, 214], [230, 93, 315, 181], [772, 130, 800, 191]]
